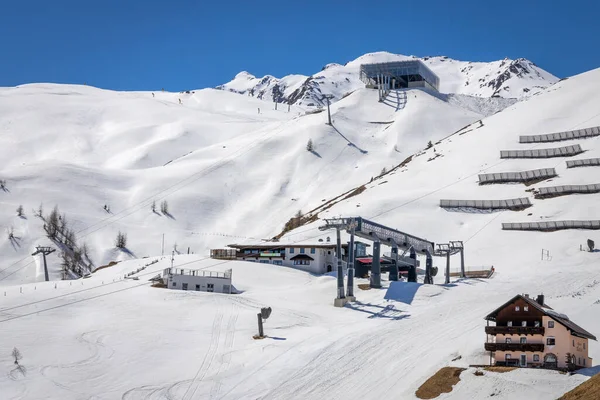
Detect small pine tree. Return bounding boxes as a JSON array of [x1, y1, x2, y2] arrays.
[[16, 205, 24, 217], [380, 167, 387, 176], [37, 203, 44, 218], [160, 200, 169, 214], [306, 139, 314, 152], [115, 231, 127, 249], [426, 140, 433, 149], [7, 226, 14, 240]]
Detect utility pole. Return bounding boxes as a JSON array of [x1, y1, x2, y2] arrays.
[[162, 234, 165, 256], [31, 246, 56, 281], [322, 95, 334, 125]]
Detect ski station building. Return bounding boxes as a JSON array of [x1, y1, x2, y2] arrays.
[[211, 238, 369, 275], [359, 60, 440, 92], [484, 294, 597, 370]]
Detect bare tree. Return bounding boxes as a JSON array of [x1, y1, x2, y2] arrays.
[[46, 206, 60, 239], [160, 200, 169, 214], [12, 348, 22, 365], [37, 203, 44, 218], [115, 231, 127, 249], [0, 179, 6, 191], [151, 200, 157, 213], [7, 226, 15, 240], [16, 205, 24, 217]]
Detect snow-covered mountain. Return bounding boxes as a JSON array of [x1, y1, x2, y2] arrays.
[[1, 55, 599, 400], [216, 51, 559, 106]]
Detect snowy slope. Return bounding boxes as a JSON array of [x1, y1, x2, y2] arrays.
[[0, 65, 599, 399], [217, 51, 558, 106], [0, 83, 484, 285]]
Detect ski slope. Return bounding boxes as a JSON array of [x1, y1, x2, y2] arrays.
[[0, 58, 599, 399], [0, 82, 486, 285]]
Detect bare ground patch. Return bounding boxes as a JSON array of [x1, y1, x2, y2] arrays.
[[415, 367, 466, 399]]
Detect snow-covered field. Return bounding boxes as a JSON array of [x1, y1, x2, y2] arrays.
[[1, 52, 599, 399]]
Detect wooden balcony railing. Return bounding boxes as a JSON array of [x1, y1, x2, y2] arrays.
[[484, 342, 545, 352], [485, 326, 545, 335]]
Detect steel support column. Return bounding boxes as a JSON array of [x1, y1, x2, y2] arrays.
[[336, 228, 345, 299], [445, 251, 451, 284], [409, 246, 417, 282], [347, 228, 355, 298], [389, 242, 399, 281], [371, 240, 382, 288], [424, 249, 434, 284], [460, 247, 465, 278]]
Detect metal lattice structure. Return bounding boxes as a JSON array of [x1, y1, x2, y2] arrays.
[[535, 184, 600, 199], [566, 158, 600, 168], [359, 60, 440, 91], [478, 168, 557, 185], [519, 126, 600, 143], [500, 144, 583, 159], [502, 220, 600, 231], [440, 198, 532, 210]]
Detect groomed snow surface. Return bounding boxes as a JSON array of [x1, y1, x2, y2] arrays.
[[1, 58, 600, 399]]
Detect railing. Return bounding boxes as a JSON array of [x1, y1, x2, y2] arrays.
[[440, 198, 531, 210], [566, 157, 600, 168], [484, 343, 544, 352], [165, 267, 232, 279], [535, 183, 600, 199], [485, 326, 545, 335]]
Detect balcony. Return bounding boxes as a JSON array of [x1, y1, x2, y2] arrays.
[[485, 326, 545, 335], [485, 342, 545, 352]]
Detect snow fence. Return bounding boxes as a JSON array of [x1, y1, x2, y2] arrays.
[[535, 183, 600, 199], [519, 126, 600, 143], [502, 220, 600, 231], [440, 198, 532, 210], [500, 144, 583, 159], [566, 158, 600, 168], [478, 168, 557, 185]]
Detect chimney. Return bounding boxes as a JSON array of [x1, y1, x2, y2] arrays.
[[326, 236, 330, 243], [524, 294, 529, 298], [536, 294, 545, 306]]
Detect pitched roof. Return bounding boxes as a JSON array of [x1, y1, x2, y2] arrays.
[[485, 294, 597, 341]]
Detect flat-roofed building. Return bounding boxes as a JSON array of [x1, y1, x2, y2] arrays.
[[359, 60, 440, 92]]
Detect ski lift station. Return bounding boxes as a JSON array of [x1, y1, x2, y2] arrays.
[[359, 60, 440, 92]]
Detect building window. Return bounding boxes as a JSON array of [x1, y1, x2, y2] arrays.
[[507, 321, 513, 327], [290, 248, 294, 254], [521, 321, 527, 327], [547, 337, 555, 346], [520, 337, 527, 344], [505, 338, 512, 344], [584, 358, 586, 366], [172, 282, 176, 287], [573, 340, 575, 347], [293, 260, 310, 266], [207, 283, 214, 292], [505, 354, 511, 360], [533, 354, 540, 362], [273, 260, 283, 265], [584, 343, 586, 350], [311, 248, 316, 254], [534, 321, 540, 327], [328, 250, 331, 255], [548, 321, 554, 328], [515, 306, 520, 311], [524, 306, 529, 311], [259, 260, 269, 264], [300, 248, 305, 254], [182, 283, 188, 291], [195, 284, 200, 291], [579, 357, 581, 365]]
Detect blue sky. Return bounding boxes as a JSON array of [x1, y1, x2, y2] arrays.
[[1, 0, 598, 91]]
